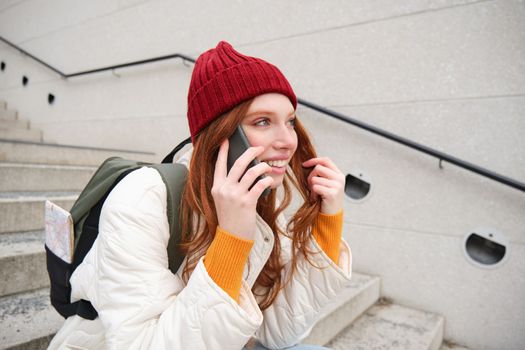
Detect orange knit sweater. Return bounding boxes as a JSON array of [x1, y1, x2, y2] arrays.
[[204, 210, 343, 302]]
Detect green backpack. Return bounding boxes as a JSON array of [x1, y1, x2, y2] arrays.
[[46, 138, 191, 320]]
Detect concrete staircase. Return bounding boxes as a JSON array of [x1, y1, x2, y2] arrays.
[[0, 99, 469, 349], [304, 276, 450, 350], [0, 103, 43, 143], [0, 100, 157, 349]]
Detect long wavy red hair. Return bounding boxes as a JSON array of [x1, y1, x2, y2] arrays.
[[178, 98, 322, 309]]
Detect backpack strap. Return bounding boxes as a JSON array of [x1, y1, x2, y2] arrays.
[[63, 169, 137, 320], [73, 169, 137, 270], [153, 163, 189, 274], [64, 164, 188, 320], [74, 299, 99, 320], [161, 137, 192, 164], [57, 141, 189, 321], [70, 157, 149, 246]]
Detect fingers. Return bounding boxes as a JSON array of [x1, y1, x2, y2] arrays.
[[308, 164, 338, 181], [247, 175, 274, 202], [238, 161, 272, 190], [309, 174, 339, 201], [304, 157, 340, 182], [311, 183, 338, 199], [228, 146, 265, 182], [304, 157, 344, 186], [213, 142, 271, 202], [308, 166, 340, 193], [302, 157, 345, 209], [310, 175, 338, 189], [302, 157, 338, 171]]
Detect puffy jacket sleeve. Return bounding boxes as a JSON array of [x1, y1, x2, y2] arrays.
[[255, 217, 352, 349], [70, 167, 262, 349]]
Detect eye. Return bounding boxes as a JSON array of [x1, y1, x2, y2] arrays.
[[254, 118, 270, 126], [288, 117, 296, 127]]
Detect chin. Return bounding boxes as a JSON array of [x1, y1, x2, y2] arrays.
[[268, 175, 285, 189]]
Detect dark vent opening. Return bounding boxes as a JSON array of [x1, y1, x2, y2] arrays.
[[465, 233, 506, 265], [48, 93, 55, 105], [22, 75, 28, 86], [345, 173, 370, 200], [0, 61, 5, 71]]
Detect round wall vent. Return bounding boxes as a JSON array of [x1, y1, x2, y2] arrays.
[[344, 172, 371, 201], [462, 228, 509, 269]]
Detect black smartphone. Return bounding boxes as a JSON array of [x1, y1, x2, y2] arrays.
[[227, 126, 271, 197]]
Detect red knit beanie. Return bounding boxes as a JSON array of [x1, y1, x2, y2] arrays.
[[187, 41, 297, 140]]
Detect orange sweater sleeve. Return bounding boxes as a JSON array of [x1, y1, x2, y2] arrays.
[[203, 226, 253, 302], [312, 210, 343, 264]]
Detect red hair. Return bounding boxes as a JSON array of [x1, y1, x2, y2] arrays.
[[178, 98, 321, 309]]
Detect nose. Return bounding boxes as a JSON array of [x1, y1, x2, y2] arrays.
[[273, 122, 296, 150]]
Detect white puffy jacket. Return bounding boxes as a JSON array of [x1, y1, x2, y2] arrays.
[[48, 146, 352, 350]]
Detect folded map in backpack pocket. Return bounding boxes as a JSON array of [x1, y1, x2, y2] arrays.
[[45, 200, 74, 264]]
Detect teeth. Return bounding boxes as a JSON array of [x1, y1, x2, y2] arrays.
[[265, 160, 288, 167]]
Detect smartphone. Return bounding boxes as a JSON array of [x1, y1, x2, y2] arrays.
[[227, 126, 271, 197]]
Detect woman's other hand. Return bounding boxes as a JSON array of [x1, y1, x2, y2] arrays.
[[302, 157, 344, 215], [211, 139, 274, 240]]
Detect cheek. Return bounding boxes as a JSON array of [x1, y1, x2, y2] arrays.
[[250, 136, 268, 148], [291, 133, 298, 153], [243, 131, 266, 148]]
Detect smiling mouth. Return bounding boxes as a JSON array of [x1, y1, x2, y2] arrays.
[[262, 159, 289, 167]]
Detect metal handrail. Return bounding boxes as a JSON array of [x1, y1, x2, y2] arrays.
[[298, 99, 524, 192], [0, 36, 196, 78], [1, 35, 523, 192]]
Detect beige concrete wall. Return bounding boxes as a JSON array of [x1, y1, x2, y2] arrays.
[[1, 1, 524, 349]]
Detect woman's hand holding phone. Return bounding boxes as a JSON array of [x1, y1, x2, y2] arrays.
[[212, 140, 274, 240], [302, 157, 345, 215]]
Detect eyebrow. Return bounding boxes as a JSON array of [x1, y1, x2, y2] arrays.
[[245, 110, 296, 118]]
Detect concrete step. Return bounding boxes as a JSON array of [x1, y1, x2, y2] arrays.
[[0, 231, 48, 297], [0, 192, 78, 234], [0, 273, 381, 349], [304, 272, 380, 346], [0, 118, 29, 130], [0, 288, 63, 350], [0, 163, 97, 192], [326, 299, 444, 350], [0, 139, 158, 166], [0, 128, 43, 142], [0, 109, 17, 120]]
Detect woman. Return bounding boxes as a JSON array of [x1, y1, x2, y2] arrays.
[[48, 41, 352, 350]]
